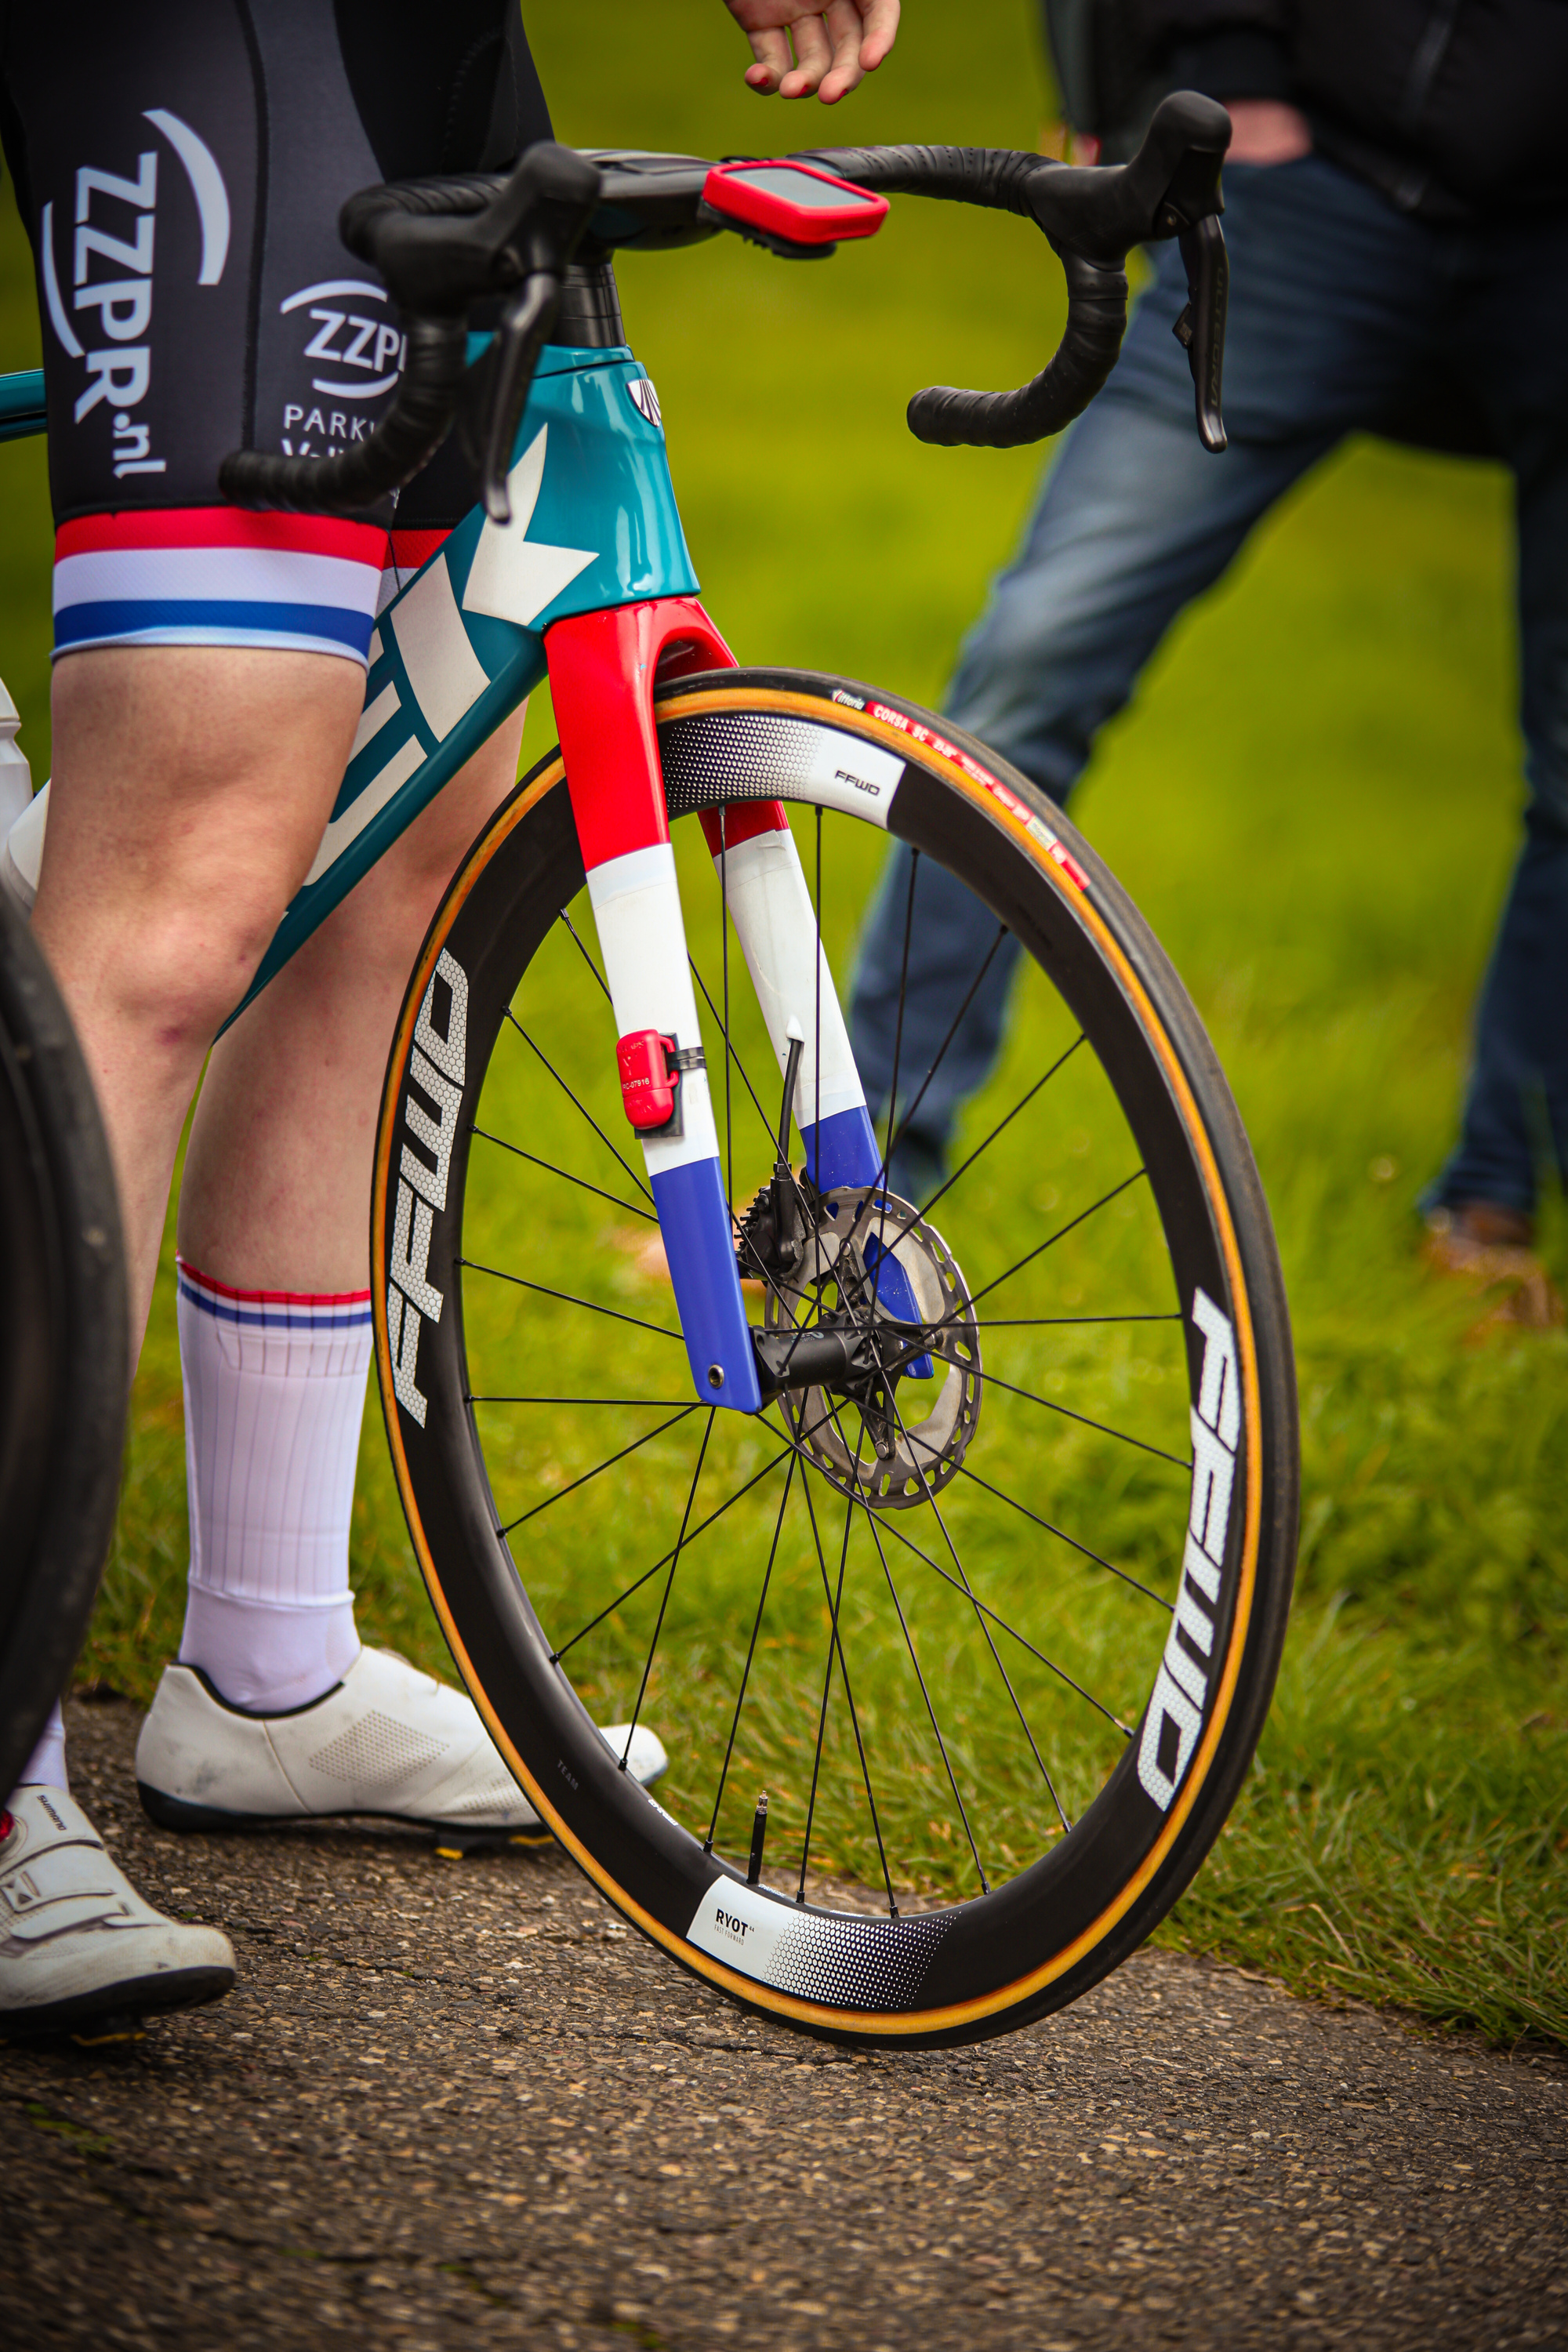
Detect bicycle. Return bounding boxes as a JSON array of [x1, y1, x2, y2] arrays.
[[2, 93, 1297, 2045]]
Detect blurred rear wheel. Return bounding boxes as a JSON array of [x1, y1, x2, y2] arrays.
[[0, 889, 127, 1802]]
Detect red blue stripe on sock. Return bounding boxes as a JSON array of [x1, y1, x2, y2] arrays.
[[176, 1258, 372, 1334]]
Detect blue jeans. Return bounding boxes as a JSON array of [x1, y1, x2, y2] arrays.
[[850, 156, 1568, 1217]]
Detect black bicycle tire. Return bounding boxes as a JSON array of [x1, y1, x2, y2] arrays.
[[372, 668, 1298, 2045], [0, 889, 128, 1803]]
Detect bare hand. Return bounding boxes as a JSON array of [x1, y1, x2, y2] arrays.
[[724, 1, 900, 103], [1225, 99, 1312, 165]]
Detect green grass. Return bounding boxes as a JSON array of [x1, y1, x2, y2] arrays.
[[2, 0, 1563, 2047]]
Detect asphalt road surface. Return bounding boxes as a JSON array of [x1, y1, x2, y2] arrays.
[[5, 1697, 1565, 2351]]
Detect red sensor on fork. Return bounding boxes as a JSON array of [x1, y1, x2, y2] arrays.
[[617, 1029, 705, 1134]]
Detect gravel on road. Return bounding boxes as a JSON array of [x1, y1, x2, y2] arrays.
[[5, 1696, 1565, 2352]]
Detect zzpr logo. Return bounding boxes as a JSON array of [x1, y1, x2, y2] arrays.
[[41, 109, 230, 477], [1138, 1287, 1240, 1812], [387, 948, 468, 1428], [279, 279, 406, 453]]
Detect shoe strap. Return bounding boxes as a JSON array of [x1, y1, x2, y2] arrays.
[[2, 1841, 131, 1943]]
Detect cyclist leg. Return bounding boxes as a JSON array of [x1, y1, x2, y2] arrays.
[[35, 648, 366, 1330], [157, 628, 522, 1723], [1421, 205, 1568, 1272], [851, 155, 1439, 1192]]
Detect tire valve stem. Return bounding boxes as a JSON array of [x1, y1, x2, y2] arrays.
[[747, 1791, 769, 1886]]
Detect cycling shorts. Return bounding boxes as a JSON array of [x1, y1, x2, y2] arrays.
[[0, 2, 551, 666]]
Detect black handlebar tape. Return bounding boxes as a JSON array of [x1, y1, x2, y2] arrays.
[[907, 248, 1127, 448], [343, 145, 602, 314], [804, 93, 1229, 453], [219, 314, 469, 514], [804, 93, 1231, 260]]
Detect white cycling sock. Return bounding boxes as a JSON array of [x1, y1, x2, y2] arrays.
[[12, 1700, 68, 1798], [175, 1259, 372, 1713]]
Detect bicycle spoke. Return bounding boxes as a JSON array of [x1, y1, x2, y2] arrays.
[[460, 1257, 683, 1341], [621, 1410, 716, 1765], [506, 1010, 654, 1203], [497, 1405, 700, 1535], [964, 1167, 1150, 1313], [970, 1312, 1182, 1329], [895, 1416, 1172, 1610], [793, 1446, 898, 1915], [769, 1402, 1138, 1739], [703, 1451, 797, 1854], [689, 957, 777, 1149], [916, 1034, 1087, 1218], [550, 1439, 796, 1662], [878, 849, 920, 1189], [557, 907, 612, 1004], [800, 1468, 851, 1896], [968, 1365, 1192, 1470], [811, 1435, 989, 1894], [469, 1395, 696, 1406], [878, 921, 1008, 1193], [470, 1125, 657, 1221], [881, 1385, 1071, 1835], [882, 1522, 1135, 1737]]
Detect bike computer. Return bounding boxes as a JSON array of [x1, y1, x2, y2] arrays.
[[700, 159, 888, 252]]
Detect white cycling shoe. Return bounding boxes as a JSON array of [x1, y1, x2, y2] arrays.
[[1, 1784, 235, 2040], [136, 1645, 668, 1849]]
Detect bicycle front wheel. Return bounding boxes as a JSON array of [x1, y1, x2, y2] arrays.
[[372, 667, 1297, 2045]]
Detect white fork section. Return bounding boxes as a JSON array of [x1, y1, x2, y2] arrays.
[[585, 840, 720, 1178], [710, 819, 868, 1137]]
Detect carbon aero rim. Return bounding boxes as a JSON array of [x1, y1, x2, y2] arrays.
[[373, 669, 1298, 2045], [0, 890, 128, 1802]]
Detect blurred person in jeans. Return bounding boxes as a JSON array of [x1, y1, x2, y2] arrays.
[[849, 0, 1568, 1322]]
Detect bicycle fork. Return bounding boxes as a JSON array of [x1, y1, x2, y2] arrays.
[[546, 598, 908, 1415]]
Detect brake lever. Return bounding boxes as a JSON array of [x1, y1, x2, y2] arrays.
[[1171, 213, 1228, 453], [459, 269, 564, 521], [459, 154, 603, 523]]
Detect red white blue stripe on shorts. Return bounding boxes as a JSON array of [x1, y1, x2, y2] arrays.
[[52, 509, 394, 666], [176, 1258, 373, 1334]]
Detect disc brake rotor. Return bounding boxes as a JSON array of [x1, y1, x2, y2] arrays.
[[764, 1184, 982, 1508]]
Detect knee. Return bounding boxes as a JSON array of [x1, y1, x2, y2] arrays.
[[38, 813, 311, 1055], [118, 877, 303, 1051]]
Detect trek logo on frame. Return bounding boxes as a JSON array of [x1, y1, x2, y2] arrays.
[[388, 948, 468, 1428], [1138, 1287, 1240, 1813]]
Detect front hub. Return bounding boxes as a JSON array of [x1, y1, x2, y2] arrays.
[[753, 1183, 982, 1509]]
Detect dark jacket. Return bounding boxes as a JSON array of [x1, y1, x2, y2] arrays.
[[1143, 0, 1568, 218]]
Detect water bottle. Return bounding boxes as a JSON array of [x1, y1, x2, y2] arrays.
[[0, 675, 44, 916], [0, 676, 30, 829]]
